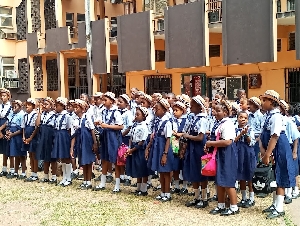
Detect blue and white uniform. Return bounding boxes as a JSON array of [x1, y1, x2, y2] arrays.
[[119, 108, 133, 146], [6, 111, 24, 157], [21, 111, 38, 153], [0, 102, 12, 154], [248, 110, 264, 158]]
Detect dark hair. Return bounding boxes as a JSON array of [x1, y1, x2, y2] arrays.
[[119, 96, 129, 104], [237, 111, 248, 118], [237, 88, 245, 94], [287, 105, 294, 116], [167, 93, 176, 98], [218, 102, 230, 116]]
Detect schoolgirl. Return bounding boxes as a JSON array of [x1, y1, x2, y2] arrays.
[[126, 106, 149, 196], [170, 101, 188, 195], [70, 99, 97, 189], [67, 100, 76, 118], [80, 93, 94, 118], [260, 90, 295, 219], [93, 92, 105, 121], [206, 100, 239, 216], [230, 102, 239, 125], [52, 97, 72, 187], [234, 111, 256, 208], [93, 92, 124, 192], [146, 98, 174, 202], [129, 88, 139, 117], [0, 88, 12, 177], [151, 93, 162, 106], [5, 100, 24, 179], [35, 97, 57, 184], [239, 98, 249, 113], [183, 96, 208, 208]]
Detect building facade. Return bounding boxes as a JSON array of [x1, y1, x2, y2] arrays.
[[1, 0, 299, 104]]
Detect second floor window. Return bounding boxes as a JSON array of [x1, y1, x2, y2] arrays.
[[0, 7, 13, 27]]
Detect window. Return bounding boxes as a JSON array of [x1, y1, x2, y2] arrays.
[[209, 45, 221, 57], [285, 68, 300, 108], [0, 57, 16, 88], [144, 74, 172, 94], [0, 6, 13, 27], [77, 13, 85, 23], [277, 0, 281, 12], [287, 0, 295, 11], [277, 39, 281, 52], [155, 50, 165, 62], [288, 32, 295, 51]]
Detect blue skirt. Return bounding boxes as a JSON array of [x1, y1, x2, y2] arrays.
[[22, 126, 38, 153], [291, 143, 300, 176], [183, 138, 207, 183], [7, 126, 24, 157], [173, 155, 183, 171], [216, 143, 238, 187], [236, 141, 256, 181], [147, 135, 174, 173], [76, 128, 95, 166], [0, 118, 8, 155], [126, 142, 148, 178], [51, 130, 71, 159], [36, 125, 55, 161], [99, 129, 121, 163], [261, 130, 296, 188]]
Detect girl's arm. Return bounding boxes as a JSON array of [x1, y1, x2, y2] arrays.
[[70, 137, 76, 158], [27, 127, 39, 142], [184, 133, 204, 142], [101, 123, 124, 130], [127, 141, 144, 155], [10, 129, 22, 137], [161, 137, 171, 166], [234, 133, 243, 143], [292, 138, 298, 160], [265, 135, 278, 156], [91, 129, 98, 152], [206, 139, 232, 148], [36, 109, 42, 127]]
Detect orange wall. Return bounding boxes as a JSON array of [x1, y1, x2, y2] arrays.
[[126, 25, 299, 99]]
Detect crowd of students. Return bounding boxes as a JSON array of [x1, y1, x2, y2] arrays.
[[0, 87, 299, 219]]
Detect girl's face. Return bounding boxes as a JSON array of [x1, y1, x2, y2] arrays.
[[42, 101, 52, 112], [261, 97, 273, 111], [237, 112, 248, 127], [103, 96, 114, 108], [240, 99, 248, 111], [173, 106, 184, 119], [166, 94, 175, 106], [136, 95, 143, 105], [74, 104, 84, 115], [117, 97, 127, 109], [94, 96, 103, 106], [214, 94, 221, 100], [12, 104, 21, 113], [215, 105, 227, 120], [26, 103, 34, 113], [80, 94, 88, 103], [190, 99, 202, 114], [135, 109, 145, 122], [1, 93, 9, 103], [248, 102, 258, 113], [67, 104, 74, 113], [55, 103, 64, 113], [141, 99, 151, 108], [155, 103, 166, 118]]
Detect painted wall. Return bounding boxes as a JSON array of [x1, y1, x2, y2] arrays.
[[126, 25, 298, 99]]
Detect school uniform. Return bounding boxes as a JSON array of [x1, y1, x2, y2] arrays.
[[6, 111, 24, 157], [21, 111, 38, 153], [148, 114, 174, 172], [260, 109, 296, 188], [120, 108, 133, 146], [229, 115, 237, 125], [215, 118, 238, 188], [248, 110, 264, 158], [93, 104, 105, 121], [51, 110, 72, 159], [129, 100, 137, 118], [235, 126, 256, 181], [183, 113, 207, 182], [99, 105, 123, 163], [126, 121, 148, 178], [0, 102, 12, 155], [86, 105, 95, 119], [35, 111, 56, 161], [294, 115, 300, 128], [72, 113, 95, 166]]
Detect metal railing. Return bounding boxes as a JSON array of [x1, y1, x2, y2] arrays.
[[207, 0, 222, 24]]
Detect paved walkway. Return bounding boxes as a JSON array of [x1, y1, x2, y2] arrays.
[[289, 199, 300, 226]]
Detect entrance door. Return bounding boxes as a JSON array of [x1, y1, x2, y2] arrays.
[[181, 73, 206, 97]]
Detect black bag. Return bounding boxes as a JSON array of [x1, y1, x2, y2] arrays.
[[252, 163, 275, 195]]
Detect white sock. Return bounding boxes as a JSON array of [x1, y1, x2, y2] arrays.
[[52, 175, 57, 180], [73, 169, 79, 174], [107, 172, 112, 176], [21, 172, 26, 176], [83, 181, 87, 184], [241, 190, 247, 200], [174, 180, 180, 189], [10, 168, 14, 174], [249, 192, 255, 202], [218, 203, 225, 209], [100, 174, 106, 187], [194, 188, 200, 200], [202, 189, 208, 201], [165, 193, 170, 198], [230, 204, 238, 211], [182, 181, 187, 189], [44, 174, 49, 180], [147, 175, 152, 184], [235, 181, 239, 189], [276, 195, 284, 212], [66, 164, 72, 181], [120, 175, 125, 180], [284, 188, 287, 194], [31, 172, 35, 177], [126, 176, 131, 180], [160, 192, 165, 197], [115, 178, 120, 190], [141, 183, 147, 192], [137, 183, 141, 191], [62, 163, 67, 182], [295, 186, 299, 194], [179, 170, 183, 180], [2, 166, 7, 172], [272, 191, 277, 206], [286, 188, 292, 198], [87, 181, 91, 185], [206, 187, 210, 194], [157, 184, 161, 189]]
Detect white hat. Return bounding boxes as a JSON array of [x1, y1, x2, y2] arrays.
[[192, 95, 205, 108], [93, 92, 103, 97], [173, 101, 186, 111], [104, 92, 116, 101], [137, 106, 148, 118], [26, 98, 36, 106], [74, 99, 88, 110], [55, 97, 68, 106], [119, 94, 130, 104], [158, 98, 170, 110]]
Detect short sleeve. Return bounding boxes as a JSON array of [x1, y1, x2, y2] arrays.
[[164, 121, 172, 138], [21, 115, 25, 128], [126, 112, 133, 128], [196, 118, 207, 135], [248, 128, 256, 146], [219, 120, 236, 140], [85, 115, 95, 130], [114, 111, 123, 125], [70, 119, 78, 136], [269, 114, 283, 136], [290, 121, 300, 141], [135, 125, 148, 142], [66, 114, 72, 130]]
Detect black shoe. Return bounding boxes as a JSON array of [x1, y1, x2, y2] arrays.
[[153, 186, 161, 191], [71, 172, 79, 180], [244, 199, 255, 208], [266, 209, 285, 219], [0, 171, 8, 177], [82, 184, 92, 190], [39, 178, 50, 183], [209, 207, 226, 215], [6, 173, 15, 179], [262, 205, 276, 213], [63, 181, 72, 187], [180, 188, 189, 195], [136, 191, 148, 196], [161, 196, 172, 202], [237, 200, 247, 208], [207, 192, 211, 200], [123, 179, 131, 186], [112, 188, 121, 193], [152, 174, 159, 179], [170, 188, 180, 194], [94, 176, 101, 181], [92, 185, 105, 191], [147, 183, 152, 189], [284, 196, 292, 204], [195, 200, 209, 209], [120, 178, 126, 183], [92, 172, 95, 179], [212, 194, 218, 201], [78, 183, 86, 189], [188, 191, 195, 196], [48, 179, 57, 184], [77, 174, 84, 180], [106, 175, 113, 183], [17, 174, 27, 180], [131, 183, 137, 187], [220, 208, 240, 216], [25, 176, 39, 182], [185, 199, 200, 207], [132, 190, 140, 195]]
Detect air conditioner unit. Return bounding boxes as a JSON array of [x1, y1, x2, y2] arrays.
[[157, 19, 164, 31], [4, 32, 16, 40], [6, 81, 19, 88], [5, 70, 17, 78]]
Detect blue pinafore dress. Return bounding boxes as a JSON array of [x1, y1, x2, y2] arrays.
[[183, 117, 207, 182], [236, 128, 256, 181], [293, 116, 300, 175], [74, 116, 95, 166], [36, 113, 56, 162], [147, 120, 174, 173], [215, 119, 238, 188], [173, 118, 187, 171], [261, 113, 296, 188], [7, 113, 24, 157], [51, 114, 71, 159], [0, 105, 11, 155], [22, 113, 38, 153], [99, 110, 122, 164]]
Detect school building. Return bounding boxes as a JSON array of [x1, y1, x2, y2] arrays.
[[0, 0, 300, 105]]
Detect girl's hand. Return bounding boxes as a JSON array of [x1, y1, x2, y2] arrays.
[[125, 149, 133, 157], [206, 141, 212, 148], [203, 145, 208, 153], [182, 133, 188, 139], [262, 154, 269, 165], [293, 152, 298, 160], [100, 123, 108, 129], [70, 149, 74, 158], [241, 126, 249, 135], [161, 154, 167, 166], [145, 148, 149, 160], [25, 138, 31, 144]]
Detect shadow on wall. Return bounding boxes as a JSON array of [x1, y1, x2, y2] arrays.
[[9, 89, 30, 102]]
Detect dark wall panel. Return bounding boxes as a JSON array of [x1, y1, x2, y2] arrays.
[[117, 11, 154, 73], [46, 27, 71, 52], [77, 22, 86, 49], [296, 0, 300, 60], [223, 0, 276, 64], [27, 32, 38, 55], [91, 19, 108, 73], [165, 1, 208, 69]]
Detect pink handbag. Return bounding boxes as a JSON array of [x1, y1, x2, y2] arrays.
[[117, 143, 128, 166], [201, 131, 220, 176]]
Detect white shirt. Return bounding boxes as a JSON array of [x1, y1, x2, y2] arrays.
[[120, 108, 133, 134], [54, 110, 72, 130], [41, 111, 56, 126], [154, 114, 172, 138], [266, 108, 285, 136], [145, 108, 154, 135], [187, 113, 207, 135], [216, 117, 236, 140], [93, 104, 105, 122], [71, 113, 95, 136], [101, 105, 123, 125], [21, 111, 37, 128], [0, 101, 12, 119], [130, 121, 148, 143]]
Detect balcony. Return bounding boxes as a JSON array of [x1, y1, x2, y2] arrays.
[[208, 0, 222, 33], [277, 0, 295, 25]]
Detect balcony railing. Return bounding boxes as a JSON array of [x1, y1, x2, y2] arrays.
[[207, 0, 222, 24]]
